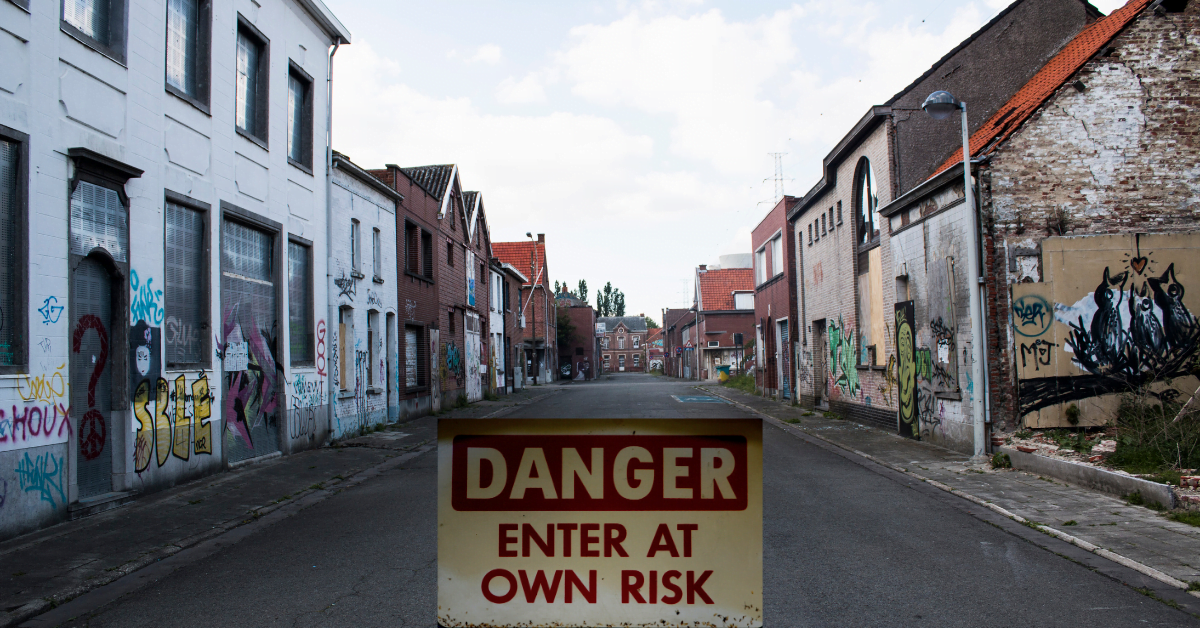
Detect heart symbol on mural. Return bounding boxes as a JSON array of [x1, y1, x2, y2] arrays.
[[1130, 257, 1148, 274]]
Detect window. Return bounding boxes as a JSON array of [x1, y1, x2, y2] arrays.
[[633, 354, 640, 367], [618, 336, 625, 350], [405, 221, 419, 274], [62, 0, 127, 63], [338, 307, 350, 390], [603, 355, 610, 368], [829, 207, 835, 230], [837, 200, 843, 225], [288, 240, 313, 365], [734, 292, 754, 310], [447, 241, 454, 267], [448, 309, 455, 334], [812, 220, 818, 243], [405, 325, 425, 389], [372, 227, 381, 280], [856, 158, 880, 246], [367, 311, 376, 387], [422, 231, 434, 279], [165, 199, 207, 366], [708, 341, 719, 348], [165, 0, 210, 108], [771, 236, 782, 276], [235, 18, 268, 143], [0, 132, 27, 370], [807, 224, 812, 246], [633, 336, 640, 349], [821, 212, 826, 235], [448, 196, 456, 229], [602, 337, 609, 349], [756, 247, 767, 283], [618, 355, 626, 369], [350, 219, 360, 274], [287, 63, 313, 170]]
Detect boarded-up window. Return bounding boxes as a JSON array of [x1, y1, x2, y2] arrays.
[[288, 241, 312, 364], [165, 202, 206, 365], [405, 327, 419, 388], [405, 221, 419, 273], [0, 140, 20, 366], [339, 307, 350, 390], [422, 231, 433, 279], [856, 248, 885, 366], [71, 180, 127, 261]]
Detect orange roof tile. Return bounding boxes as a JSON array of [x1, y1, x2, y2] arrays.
[[930, 0, 1151, 179], [493, 241, 548, 286], [698, 268, 754, 311]]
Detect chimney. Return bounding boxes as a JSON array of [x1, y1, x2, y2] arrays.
[[537, 233, 545, 243], [639, 313, 644, 317], [699, 264, 707, 271]]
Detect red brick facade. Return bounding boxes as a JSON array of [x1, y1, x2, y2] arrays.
[[752, 195, 800, 398], [494, 236, 557, 384]]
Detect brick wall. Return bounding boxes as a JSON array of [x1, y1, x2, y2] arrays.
[[752, 196, 798, 396]]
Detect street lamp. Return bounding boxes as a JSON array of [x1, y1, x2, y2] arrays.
[[526, 232, 538, 385], [922, 90, 987, 458]]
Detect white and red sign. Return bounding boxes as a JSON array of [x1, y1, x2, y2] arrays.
[[437, 418, 763, 628]]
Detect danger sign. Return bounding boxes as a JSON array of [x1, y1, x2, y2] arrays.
[[438, 419, 763, 628]]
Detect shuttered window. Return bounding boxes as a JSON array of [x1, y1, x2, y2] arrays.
[[405, 222, 418, 273], [71, 180, 127, 262], [235, 20, 268, 141], [405, 327, 418, 388], [64, 0, 110, 44], [166, 0, 203, 100], [422, 231, 433, 279], [287, 65, 312, 168], [0, 140, 19, 367], [372, 228, 381, 279], [165, 202, 206, 365], [288, 241, 313, 364]]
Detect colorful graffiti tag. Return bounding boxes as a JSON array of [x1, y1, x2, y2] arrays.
[[827, 317, 860, 399], [895, 303, 917, 439], [133, 373, 214, 472]]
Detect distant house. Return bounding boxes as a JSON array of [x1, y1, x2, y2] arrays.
[[694, 265, 755, 381], [598, 316, 649, 373], [494, 235, 556, 384]]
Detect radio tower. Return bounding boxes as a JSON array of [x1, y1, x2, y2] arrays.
[[767, 152, 786, 203]]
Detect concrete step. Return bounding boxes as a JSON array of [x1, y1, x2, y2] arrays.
[[68, 491, 138, 520]]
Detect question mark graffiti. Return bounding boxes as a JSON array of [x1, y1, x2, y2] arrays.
[[72, 314, 109, 461]]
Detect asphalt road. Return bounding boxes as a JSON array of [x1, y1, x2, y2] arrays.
[[55, 374, 1197, 627]]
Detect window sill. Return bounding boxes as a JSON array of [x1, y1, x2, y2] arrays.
[[337, 390, 354, 400], [236, 126, 268, 151], [166, 84, 211, 117], [373, 275, 385, 284], [367, 387, 383, 395], [405, 270, 434, 284], [61, 23, 126, 67], [351, 270, 366, 280], [935, 391, 962, 401], [288, 157, 313, 176], [167, 362, 212, 372], [290, 361, 316, 369]]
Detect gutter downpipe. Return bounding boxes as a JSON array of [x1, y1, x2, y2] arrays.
[[325, 37, 342, 427]]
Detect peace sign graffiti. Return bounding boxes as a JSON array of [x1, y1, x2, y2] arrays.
[[80, 410, 107, 461]]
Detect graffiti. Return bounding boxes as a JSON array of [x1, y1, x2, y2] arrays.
[[1020, 339, 1058, 372], [38, 296, 63, 325], [133, 373, 214, 472], [405, 299, 417, 320], [895, 302, 918, 439], [316, 320, 327, 377], [334, 271, 356, 301], [879, 354, 896, 408], [827, 317, 859, 399], [165, 315, 202, 359], [15, 451, 65, 507], [0, 403, 72, 451], [366, 290, 383, 308], [129, 270, 164, 325], [17, 364, 68, 405], [330, 328, 340, 396], [915, 348, 932, 382], [917, 380, 939, 438], [79, 410, 106, 461], [929, 317, 958, 392], [220, 303, 283, 451], [72, 314, 110, 462], [289, 373, 324, 442], [38, 338, 52, 354], [445, 342, 464, 387], [1012, 294, 1052, 338]]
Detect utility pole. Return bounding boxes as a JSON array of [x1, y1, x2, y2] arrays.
[[527, 232, 538, 386], [766, 152, 787, 203]]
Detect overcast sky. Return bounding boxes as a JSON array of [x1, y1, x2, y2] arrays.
[[324, 0, 1125, 321]]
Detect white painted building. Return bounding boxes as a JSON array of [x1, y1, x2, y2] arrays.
[[328, 152, 400, 437], [0, 0, 350, 540]]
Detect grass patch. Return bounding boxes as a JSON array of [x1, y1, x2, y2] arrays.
[[1044, 428, 1103, 454], [1062, 520, 1078, 526], [1169, 511, 1200, 527], [187, 499, 203, 505], [991, 452, 1012, 469], [783, 417, 801, 424], [721, 373, 756, 395], [309, 483, 325, 491], [1189, 581, 1200, 592], [1123, 490, 1166, 511], [454, 394, 469, 409], [802, 411, 814, 417], [824, 412, 843, 420], [483, 390, 500, 401]]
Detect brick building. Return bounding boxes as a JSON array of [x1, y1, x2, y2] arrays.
[[555, 292, 599, 380], [598, 316, 649, 373], [646, 327, 665, 372], [786, 0, 1102, 444], [694, 266, 755, 380], [494, 261, 529, 392], [752, 196, 800, 399], [368, 164, 443, 415], [662, 308, 695, 378], [395, 166, 491, 406], [879, 0, 1200, 451], [494, 235, 556, 385]]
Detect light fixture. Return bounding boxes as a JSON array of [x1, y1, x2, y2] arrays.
[[922, 90, 960, 120]]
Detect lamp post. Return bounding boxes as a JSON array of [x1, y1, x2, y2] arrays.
[[922, 90, 987, 457], [526, 232, 538, 385]]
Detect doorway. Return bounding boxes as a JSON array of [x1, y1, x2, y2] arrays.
[[778, 319, 790, 400], [71, 256, 115, 498], [813, 319, 827, 408]]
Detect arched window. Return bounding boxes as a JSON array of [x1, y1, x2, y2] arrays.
[[855, 159, 879, 246]]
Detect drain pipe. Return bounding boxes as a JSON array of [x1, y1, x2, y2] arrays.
[[325, 37, 342, 414]]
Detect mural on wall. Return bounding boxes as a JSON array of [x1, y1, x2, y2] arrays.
[[896, 301, 918, 439], [289, 373, 324, 443], [73, 314, 109, 462], [445, 342, 464, 388], [219, 303, 283, 450], [129, 270, 164, 326], [132, 373, 214, 473], [1014, 234, 1200, 427], [827, 316, 860, 400]]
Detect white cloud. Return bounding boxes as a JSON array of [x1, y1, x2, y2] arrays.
[[449, 44, 505, 65], [496, 73, 548, 104]]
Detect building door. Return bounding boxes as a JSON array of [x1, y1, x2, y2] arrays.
[[813, 319, 827, 407], [220, 220, 280, 463], [71, 256, 114, 498], [778, 319, 790, 399], [465, 312, 482, 402], [430, 328, 441, 411], [765, 318, 777, 390]]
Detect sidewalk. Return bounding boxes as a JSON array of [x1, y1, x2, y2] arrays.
[[700, 383, 1200, 594], [0, 386, 557, 628]]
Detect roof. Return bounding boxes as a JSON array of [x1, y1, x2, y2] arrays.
[[598, 317, 648, 333], [493, 241, 548, 286], [295, 0, 352, 42], [698, 268, 754, 311], [929, 0, 1151, 179], [332, 152, 403, 202], [647, 328, 664, 342], [399, 165, 456, 201]]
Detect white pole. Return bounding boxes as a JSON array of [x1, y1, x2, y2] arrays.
[[961, 103, 986, 457]]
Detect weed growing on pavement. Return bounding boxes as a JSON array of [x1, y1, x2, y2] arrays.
[[187, 499, 203, 505], [1123, 491, 1166, 511], [484, 390, 499, 401], [1133, 587, 1182, 611], [1189, 581, 1200, 592], [783, 417, 801, 424], [1062, 520, 1078, 526], [1014, 429, 1033, 440], [1169, 511, 1200, 527], [455, 394, 469, 408], [825, 412, 843, 420], [991, 452, 1012, 469], [1043, 429, 1102, 453], [802, 411, 814, 416], [722, 373, 756, 395]]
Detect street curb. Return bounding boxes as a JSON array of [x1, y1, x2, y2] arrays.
[[4, 444, 435, 628], [698, 385, 1200, 599], [997, 445, 1176, 510]]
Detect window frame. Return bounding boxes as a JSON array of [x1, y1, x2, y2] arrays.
[[404, 323, 428, 392], [164, 0, 212, 114], [61, 0, 128, 65], [446, 240, 454, 267], [372, 226, 382, 282], [163, 190, 211, 369], [350, 218, 362, 277], [287, 235, 315, 367], [234, 14, 270, 147], [286, 60, 314, 173], [338, 306, 351, 391], [0, 125, 29, 374], [421, 229, 434, 280]]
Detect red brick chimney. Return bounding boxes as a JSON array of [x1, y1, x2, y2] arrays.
[[699, 264, 707, 271], [537, 233, 545, 243]]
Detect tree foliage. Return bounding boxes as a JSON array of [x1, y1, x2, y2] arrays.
[[594, 282, 627, 317], [577, 280, 588, 303], [646, 317, 660, 329], [556, 306, 577, 348]]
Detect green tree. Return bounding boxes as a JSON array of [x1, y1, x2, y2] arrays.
[[614, 291, 626, 316], [577, 280, 588, 303], [556, 306, 577, 348], [646, 317, 660, 329]]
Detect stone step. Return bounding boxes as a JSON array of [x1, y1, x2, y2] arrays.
[[68, 491, 138, 521]]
